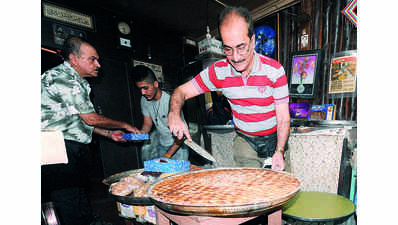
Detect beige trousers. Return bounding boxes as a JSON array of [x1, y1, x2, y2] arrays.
[[231, 134, 265, 168]]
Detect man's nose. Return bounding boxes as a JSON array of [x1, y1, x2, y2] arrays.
[[95, 60, 101, 68], [231, 49, 241, 61]]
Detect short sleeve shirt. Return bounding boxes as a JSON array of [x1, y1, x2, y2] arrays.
[[191, 53, 289, 136], [41, 61, 96, 144], [141, 91, 186, 146]]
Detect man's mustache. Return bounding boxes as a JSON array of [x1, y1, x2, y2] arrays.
[[231, 59, 245, 64]]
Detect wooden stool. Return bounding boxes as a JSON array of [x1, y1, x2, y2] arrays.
[[282, 191, 355, 225]]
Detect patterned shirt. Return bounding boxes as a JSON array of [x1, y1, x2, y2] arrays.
[[41, 61, 96, 144], [192, 52, 289, 136]]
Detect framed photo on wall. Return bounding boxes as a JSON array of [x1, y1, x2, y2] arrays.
[[328, 50, 357, 97], [289, 49, 322, 98], [254, 14, 278, 60]]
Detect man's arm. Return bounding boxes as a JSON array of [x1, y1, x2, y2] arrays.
[[79, 113, 139, 133], [140, 115, 153, 133], [272, 102, 290, 170], [168, 81, 201, 141], [275, 102, 290, 150]]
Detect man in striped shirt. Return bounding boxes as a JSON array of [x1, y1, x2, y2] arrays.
[[168, 6, 290, 171]]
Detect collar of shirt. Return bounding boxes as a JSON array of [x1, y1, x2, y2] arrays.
[[63, 61, 90, 88]]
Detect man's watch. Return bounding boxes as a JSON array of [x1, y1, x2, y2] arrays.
[[275, 147, 286, 159]]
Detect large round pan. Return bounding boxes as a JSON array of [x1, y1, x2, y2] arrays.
[[147, 168, 301, 217]]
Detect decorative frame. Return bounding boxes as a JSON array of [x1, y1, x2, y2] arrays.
[[42, 1, 95, 31], [289, 49, 322, 98], [328, 50, 357, 97], [253, 13, 279, 60]]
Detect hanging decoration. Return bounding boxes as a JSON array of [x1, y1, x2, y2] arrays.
[[341, 0, 357, 27]]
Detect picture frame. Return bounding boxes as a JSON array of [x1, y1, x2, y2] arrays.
[[254, 13, 278, 60], [289, 49, 322, 98], [42, 1, 96, 31], [52, 23, 87, 46], [328, 50, 357, 97]]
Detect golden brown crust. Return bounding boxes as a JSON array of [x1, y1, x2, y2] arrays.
[[150, 169, 300, 206]]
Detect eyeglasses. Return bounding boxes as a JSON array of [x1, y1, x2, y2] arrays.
[[223, 38, 252, 56]]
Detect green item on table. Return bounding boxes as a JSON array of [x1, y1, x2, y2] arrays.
[[283, 191, 355, 221]]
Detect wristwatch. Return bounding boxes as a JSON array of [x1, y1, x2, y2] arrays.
[[275, 147, 286, 159]]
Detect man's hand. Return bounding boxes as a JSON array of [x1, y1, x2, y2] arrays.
[[110, 130, 127, 142], [124, 125, 141, 134], [271, 151, 285, 171], [168, 113, 191, 141]]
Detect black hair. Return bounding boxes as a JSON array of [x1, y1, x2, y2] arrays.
[[218, 6, 254, 39], [61, 36, 91, 61], [131, 65, 158, 83]]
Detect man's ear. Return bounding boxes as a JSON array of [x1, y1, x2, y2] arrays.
[[154, 81, 159, 88], [251, 34, 255, 43], [69, 53, 78, 65]]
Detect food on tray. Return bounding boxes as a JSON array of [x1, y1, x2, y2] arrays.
[[134, 182, 153, 197], [120, 176, 145, 188], [150, 168, 300, 206], [110, 181, 137, 196], [109, 165, 205, 197]]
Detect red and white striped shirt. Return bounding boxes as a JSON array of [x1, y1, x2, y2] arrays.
[[192, 53, 289, 136]]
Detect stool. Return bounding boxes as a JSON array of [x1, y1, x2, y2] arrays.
[[282, 191, 355, 225]]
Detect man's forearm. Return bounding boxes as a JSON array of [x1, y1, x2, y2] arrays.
[[276, 119, 290, 149], [81, 113, 130, 130], [140, 115, 153, 134], [93, 127, 112, 138], [169, 86, 186, 116]]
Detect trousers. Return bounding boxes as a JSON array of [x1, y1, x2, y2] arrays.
[[41, 140, 95, 225], [231, 132, 277, 168]]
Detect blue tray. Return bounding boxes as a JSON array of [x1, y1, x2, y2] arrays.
[[122, 133, 149, 140]]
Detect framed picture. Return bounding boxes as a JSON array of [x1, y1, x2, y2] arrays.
[[52, 23, 87, 46], [42, 1, 95, 31], [254, 14, 278, 60], [328, 50, 357, 97], [289, 49, 322, 98]]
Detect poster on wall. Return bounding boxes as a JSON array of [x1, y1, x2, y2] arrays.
[[328, 50, 357, 97], [133, 60, 163, 83], [254, 14, 278, 60], [289, 49, 322, 98]]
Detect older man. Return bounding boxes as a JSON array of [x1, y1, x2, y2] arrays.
[[41, 37, 137, 225], [168, 6, 290, 170]]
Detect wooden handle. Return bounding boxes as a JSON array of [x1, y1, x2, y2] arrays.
[[162, 148, 178, 159]]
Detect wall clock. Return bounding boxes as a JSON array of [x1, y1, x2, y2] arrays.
[[117, 21, 131, 35]]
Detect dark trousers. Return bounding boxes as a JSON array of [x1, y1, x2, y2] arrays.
[[41, 140, 94, 225]]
